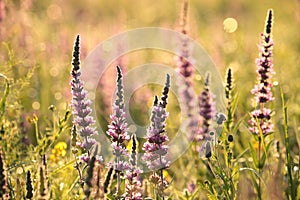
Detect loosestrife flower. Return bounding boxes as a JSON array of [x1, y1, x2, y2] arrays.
[[175, 0, 198, 139], [196, 73, 216, 141], [176, 0, 194, 79], [106, 66, 130, 162], [143, 74, 171, 171], [70, 35, 98, 161], [125, 135, 143, 200], [106, 66, 130, 194], [249, 9, 275, 136]]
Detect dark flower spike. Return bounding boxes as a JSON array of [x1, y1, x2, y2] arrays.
[[197, 72, 216, 141], [160, 74, 170, 108], [37, 165, 48, 199], [265, 9, 273, 35], [116, 65, 124, 108], [84, 156, 96, 198], [103, 167, 113, 194], [0, 148, 9, 200], [130, 135, 137, 167], [26, 171, 34, 199], [72, 35, 80, 71], [225, 68, 233, 100], [205, 142, 212, 158]]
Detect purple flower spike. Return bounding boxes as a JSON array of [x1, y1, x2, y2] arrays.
[[251, 10, 275, 104], [125, 135, 143, 200], [249, 10, 275, 136], [106, 66, 130, 158], [70, 35, 98, 156], [196, 73, 216, 141], [176, 0, 194, 79], [175, 0, 199, 140], [106, 66, 130, 194], [143, 74, 171, 171]]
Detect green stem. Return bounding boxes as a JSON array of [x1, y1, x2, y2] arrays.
[[281, 90, 295, 200], [258, 139, 262, 200]]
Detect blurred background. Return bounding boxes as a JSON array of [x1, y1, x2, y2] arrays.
[[1, 0, 300, 116]]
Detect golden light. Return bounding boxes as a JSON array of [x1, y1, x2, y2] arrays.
[[32, 101, 40, 110], [223, 18, 238, 33]]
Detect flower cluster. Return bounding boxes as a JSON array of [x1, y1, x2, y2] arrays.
[[176, 0, 194, 79], [70, 35, 98, 160], [196, 73, 216, 141], [175, 0, 199, 140], [143, 74, 171, 171], [106, 66, 130, 194], [249, 9, 275, 136], [50, 142, 67, 163], [106, 66, 130, 161], [125, 135, 143, 200]]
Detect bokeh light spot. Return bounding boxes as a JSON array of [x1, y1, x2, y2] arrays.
[[223, 18, 238, 33], [32, 101, 40, 110], [47, 4, 62, 21], [195, 74, 202, 81], [50, 67, 59, 77], [55, 92, 62, 100]]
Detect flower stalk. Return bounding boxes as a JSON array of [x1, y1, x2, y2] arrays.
[[248, 9, 275, 200], [70, 35, 98, 162], [106, 66, 130, 195], [143, 74, 170, 199]]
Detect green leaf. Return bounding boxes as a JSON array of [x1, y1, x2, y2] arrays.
[[259, 139, 273, 168], [249, 142, 259, 168], [0, 74, 10, 119]]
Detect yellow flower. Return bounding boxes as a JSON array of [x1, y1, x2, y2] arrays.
[[50, 142, 67, 163]]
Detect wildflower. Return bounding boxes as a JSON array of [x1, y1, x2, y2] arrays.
[[106, 66, 130, 156], [143, 74, 171, 170], [84, 156, 104, 199], [176, 0, 193, 79], [103, 167, 114, 194], [196, 73, 216, 141], [26, 171, 34, 199], [50, 142, 67, 163], [249, 9, 275, 136], [175, 0, 199, 139], [249, 108, 273, 136], [187, 181, 196, 194], [125, 135, 143, 200], [216, 113, 226, 125], [37, 161, 49, 200], [106, 66, 130, 194], [143, 74, 170, 199], [225, 68, 233, 100], [70, 35, 97, 160], [224, 68, 234, 131]]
